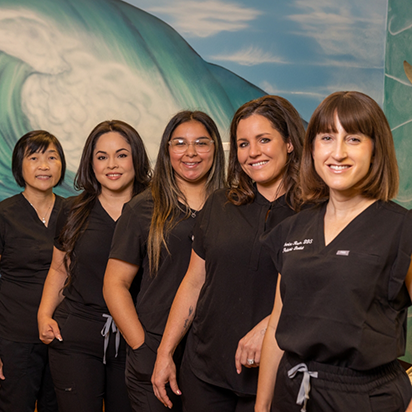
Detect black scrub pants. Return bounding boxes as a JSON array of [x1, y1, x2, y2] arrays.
[[179, 356, 261, 412], [125, 342, 183, 412], [0, 337, 57, 412], [273, 352, 412, 412], [48, 309, 132, 412]]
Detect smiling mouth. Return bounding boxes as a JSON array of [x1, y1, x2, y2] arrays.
[[36, 175, 52, 179], [329, 165, 350, 171], [250, 160, 268, 167], [183, 162, 200, 166]]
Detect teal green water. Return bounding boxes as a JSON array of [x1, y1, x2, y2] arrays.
[[0, 0, 265, 198]]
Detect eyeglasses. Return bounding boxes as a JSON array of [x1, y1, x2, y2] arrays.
[[168, 138, 214, 154]]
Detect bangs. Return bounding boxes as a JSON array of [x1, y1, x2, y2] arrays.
[[312, 92, 375, 138], [24, 134, 54, 156]]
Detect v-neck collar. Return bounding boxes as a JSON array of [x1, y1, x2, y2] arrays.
[[318, 200, 379, 250]]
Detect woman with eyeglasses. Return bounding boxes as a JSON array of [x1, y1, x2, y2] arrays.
[[103, 110, 226, 412], [151, 96, 305, 412]]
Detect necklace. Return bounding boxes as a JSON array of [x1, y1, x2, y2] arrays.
[[23, 193, 54, 225]]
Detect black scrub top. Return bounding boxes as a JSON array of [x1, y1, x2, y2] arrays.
[[264, 200, 412, 371], [0, 193, 64, 343], [109, 189, 196, 352], [55, 196, 137, 317], [187, 187, 295, 395]]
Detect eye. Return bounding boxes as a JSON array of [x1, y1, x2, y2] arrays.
[[320, 135, 332, 141], [118, 153, 128, 158], [29, 156, 37, 161], [237, 141, 248, 148], [347, 136, 361, 143], [97, 155, 107, 161], [259, 137, 271, 144], [195, 139, 209, 147], [49, 155, 58, 160]]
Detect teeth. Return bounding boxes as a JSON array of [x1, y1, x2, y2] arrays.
[[107, 174, 121, 177], [330, 165, 349, 170], [184, 163, 198, 166], [251, 161, 268, 167]]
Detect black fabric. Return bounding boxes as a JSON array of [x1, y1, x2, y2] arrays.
[[0, 194, 63, 343], [51, 195, 134, 411], [55, 197, 140, 313], [263, 201, 412, 370], [179, 355, 258, 412], [0, 337, 57, 412], [273, 353, 412, 412], [48, 310, 131, 412], [125, 344, 183, 412], [109, 189, 196, 352], [186, 188, 296, 395]]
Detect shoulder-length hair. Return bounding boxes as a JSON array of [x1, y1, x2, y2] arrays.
[[12, 130, 66, 187], [148, 110, 225, 275], [301, 91, 399, 202], [60, 120, 151, 282], [227, 95, 304, 209]]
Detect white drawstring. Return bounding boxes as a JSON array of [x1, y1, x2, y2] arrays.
[[288, 363, 318, 412], [101, 314, 120, 365]]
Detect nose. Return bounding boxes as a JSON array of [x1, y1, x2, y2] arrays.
[[185, 142, 198, 156], [107, 156, 118, 169], [39, 160, 50, 170], [332, 139, 347, 161], [248, 141, 261, 158]]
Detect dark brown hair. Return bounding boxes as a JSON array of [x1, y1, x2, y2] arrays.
[[227, 95, 304, 209], [60, 120, 151, 282], [301, 91, 399, 202], [148, 110, 225, 275], [12, 130, 66, 187]]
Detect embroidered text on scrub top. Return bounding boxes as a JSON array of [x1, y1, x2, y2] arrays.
[[283, 238, 313, 253]]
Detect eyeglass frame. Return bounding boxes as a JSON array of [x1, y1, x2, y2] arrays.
[[168, 138, 215, 153]]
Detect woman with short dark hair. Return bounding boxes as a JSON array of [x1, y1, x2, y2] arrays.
[[152, 96, 305, 412], [103, 110, 225, 412], [256, 91, 412, 412], [0, 130, 65, 412], [37, 120, 151, 412]]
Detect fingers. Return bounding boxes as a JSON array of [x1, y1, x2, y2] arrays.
[[39, 319, 62, 344], [151, 357, 181, 409], [0, 358, 5, 380]]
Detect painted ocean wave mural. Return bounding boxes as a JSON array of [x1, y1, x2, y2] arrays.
[[0, 0, 265, 199]]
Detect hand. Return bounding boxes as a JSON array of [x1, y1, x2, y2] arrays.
[[151, 352, 181, 409], [38, 317, 62, 344], [0, 357, 5, 380], [235, 319, 268, 374]]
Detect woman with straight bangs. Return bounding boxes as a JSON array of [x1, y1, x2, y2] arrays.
[[103, 110, 225, 412], [37, 120, 151, 412], [256, 91, 412, 412], [0, 130, 65, 412], [152, 95, 304, 412]]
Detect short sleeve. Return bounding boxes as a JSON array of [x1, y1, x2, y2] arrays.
[[192, 193, 215, 260], [109, 200, 148, 266], [54, 198, 74, 251], [389, 209, 412, 307]]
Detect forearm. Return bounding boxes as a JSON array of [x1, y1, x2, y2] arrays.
[[103, 272, 144, 349], [255, 324, 283, 411], [38, 265, 67, 320], [157, 250, 205, 357]]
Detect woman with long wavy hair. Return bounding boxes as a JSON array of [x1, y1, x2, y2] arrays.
[[103, 110, 225, 412], [37, 120, 151, 412], [151, 95, 305, 412]]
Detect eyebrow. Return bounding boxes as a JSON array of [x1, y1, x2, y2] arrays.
[[94, 148, 131, 155], [236, 132, 271, 141], [171, 136, 210, 140]]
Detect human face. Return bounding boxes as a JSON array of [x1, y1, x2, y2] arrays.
[[312, 115, 374, 199], [92, 132, 135, 195], [22, 144, 62, 194], [236, 114, 293, 200], [168, 120, 214, 188]]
